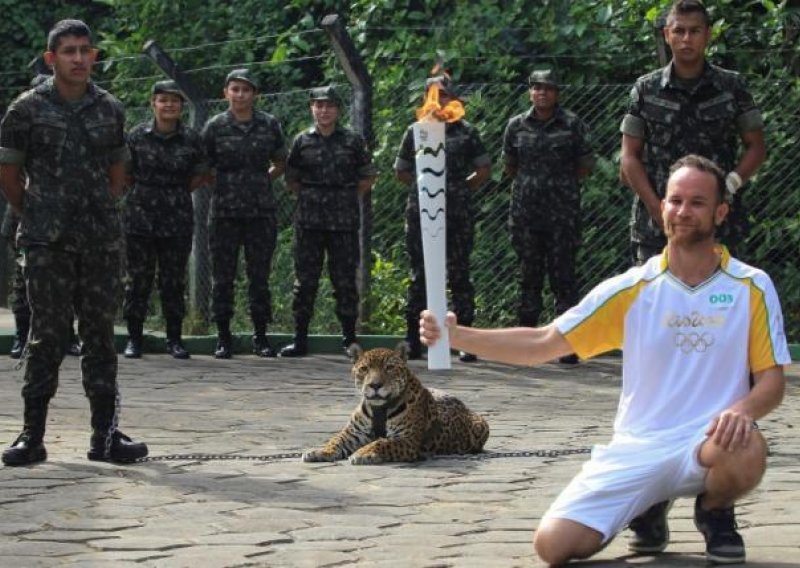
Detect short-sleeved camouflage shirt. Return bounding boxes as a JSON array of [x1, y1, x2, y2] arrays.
[[620, 62, 763, 246], [502, 106, 594, 231], [124, 120, 208, 237], [285, 124, 376, 231], [394, 119, 491, 221], [202, 109, 287, 218], [0, 78, 129, 251]]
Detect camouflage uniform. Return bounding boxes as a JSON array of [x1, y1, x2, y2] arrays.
[[0, 77, 128, 400], [621, 62, 763, 260], [123, 120, 206, 325], [202, 108, 286, 326], [285, 123, 376, 332], [502, 105, 594, 325], [395, 120, 490, 328]]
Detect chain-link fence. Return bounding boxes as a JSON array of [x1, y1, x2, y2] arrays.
[[124, 78, 800, 343]]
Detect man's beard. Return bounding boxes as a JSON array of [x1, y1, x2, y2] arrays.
[[665, 222, 716, 245]]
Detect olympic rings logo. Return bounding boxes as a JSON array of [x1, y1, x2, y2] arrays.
[[674, 332, 715, 353]]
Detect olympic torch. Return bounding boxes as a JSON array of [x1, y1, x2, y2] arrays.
[[412, 78, 465, 370]]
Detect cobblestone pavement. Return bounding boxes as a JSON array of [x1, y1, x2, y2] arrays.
[[1, 352, 798, 567]]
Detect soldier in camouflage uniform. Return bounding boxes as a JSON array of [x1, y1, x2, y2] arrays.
[[123, 80, 207, 360], [279, 86, 377, 357], [502, 69, 594, 364], [0, 20, 147, 466], [394, 75, 491, 362], [202, 69, 287, 359], [620, 0, 765, 264]]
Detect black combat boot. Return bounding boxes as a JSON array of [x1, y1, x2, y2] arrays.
[[165, 319, 190, 360], [124, 319, 143, 359], [2, 396, 49, 466], [252, 318, 277, 358], [341, 317, 359, 355], [214, 320, 233, 359], [87, 395, 148, 463], [280, 322, 308, 358]]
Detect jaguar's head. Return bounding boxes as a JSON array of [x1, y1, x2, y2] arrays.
[[350, 345, 410, 408]]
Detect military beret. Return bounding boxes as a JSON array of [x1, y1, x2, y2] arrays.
[[309, 85, 343, 106], [225, 68, 259, 90], [528, 69, 559, 88], [151, 80, 186, 100]]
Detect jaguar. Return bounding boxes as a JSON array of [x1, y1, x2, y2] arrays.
[[303, 344, 489, 465]]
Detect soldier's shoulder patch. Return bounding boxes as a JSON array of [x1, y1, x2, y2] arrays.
[[635, 68, 664, 87], [707, 64, 744, 87], [127, 122, 148, 138], [559, 107, 580, 121]]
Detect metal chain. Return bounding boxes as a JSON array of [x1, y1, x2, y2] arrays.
[[135, 448, 590, 464], [136, 452, 304, 463], [435, 448, 592, 461]]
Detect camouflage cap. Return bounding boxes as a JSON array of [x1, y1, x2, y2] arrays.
[[151, 80, 186, 100], [425, 74, 458, 97], [225, 68, 259, 90], [528, 69, 559, 88], [309, 85, 343, 106]]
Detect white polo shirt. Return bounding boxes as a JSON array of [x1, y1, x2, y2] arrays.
[[554, 246, 791, 443]]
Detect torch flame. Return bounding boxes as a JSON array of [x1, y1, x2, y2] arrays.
[[416, 81, 465, 123]]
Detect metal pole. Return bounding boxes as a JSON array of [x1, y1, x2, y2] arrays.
[[320, 14, 374, 331], [142, 40, 211, 324]]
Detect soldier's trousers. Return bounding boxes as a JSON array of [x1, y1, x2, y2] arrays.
[[209, 215, 276, 324], [123, 234, 192, 323], [511, 225, 578, 326], [405, 213, 475, 327], [291, 227, 359, 328], [22, 245, 120, 400]]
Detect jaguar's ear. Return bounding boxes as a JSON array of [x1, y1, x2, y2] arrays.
[[347, 343, 364, 363], [395, 341, 410, 363]]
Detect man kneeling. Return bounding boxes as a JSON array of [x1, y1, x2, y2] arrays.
[[420, 154, 789, 565]]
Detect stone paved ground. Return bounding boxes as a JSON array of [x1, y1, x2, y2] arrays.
[[1, 352, 798, 567]]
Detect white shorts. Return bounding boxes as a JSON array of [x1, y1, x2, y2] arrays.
[[540, 430, 708, 542]]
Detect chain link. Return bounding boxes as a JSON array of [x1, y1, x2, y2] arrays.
[[135, 448, 590, 464]]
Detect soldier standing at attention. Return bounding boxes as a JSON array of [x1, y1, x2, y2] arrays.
[[620, 0, 766, 264], [394, 74, 490, 362], [122, 80, 207, 360], [502, 69, 594, 364], [279, 86, 376, 357], [0, 19, 148, 466], [202, 69, 287, 359]]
